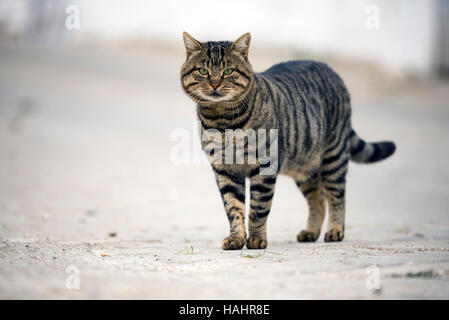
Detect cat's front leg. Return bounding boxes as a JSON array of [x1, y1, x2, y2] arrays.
[[213, 167, 247, 250], [247, 173, 277, 249]]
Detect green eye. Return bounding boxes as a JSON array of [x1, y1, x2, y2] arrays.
[[199, 68, 208, 75], [223, 68, 233, 76]]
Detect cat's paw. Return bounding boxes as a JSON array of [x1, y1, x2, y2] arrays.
[[222, 236, 246, 250], [324, 228, 344, 242], [246, 236, 267, 249], [297, 230, 319, 242]]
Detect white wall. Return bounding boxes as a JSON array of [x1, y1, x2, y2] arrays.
[[0, 0, 438, 74]]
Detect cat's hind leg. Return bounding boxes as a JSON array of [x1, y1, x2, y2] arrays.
[[321, 150, 349, 242], [296, 174, 326, 242]]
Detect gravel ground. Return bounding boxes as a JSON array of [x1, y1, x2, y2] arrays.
[[0, 40, 448, 299]]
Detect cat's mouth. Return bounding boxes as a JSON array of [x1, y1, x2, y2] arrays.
[[209, 90, 222, 98], [196, 90, 233, 103]]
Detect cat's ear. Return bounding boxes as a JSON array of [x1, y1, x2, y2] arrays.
[[183, 31, 202, 56], [231, 33, 251, 57]]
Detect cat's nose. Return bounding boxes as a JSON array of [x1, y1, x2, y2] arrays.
[[210, 79, 221, 89]]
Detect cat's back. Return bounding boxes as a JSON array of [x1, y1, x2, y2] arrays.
[[261, 61, 348, 103], [261, 60, 347, 93], [262, 60, 319, 76], [255, 59, 352, 165]]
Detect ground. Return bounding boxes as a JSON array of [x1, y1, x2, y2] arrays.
[[0, 40, 448, 299]]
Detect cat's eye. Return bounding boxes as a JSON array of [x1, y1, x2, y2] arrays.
[[199, 68, 209, 75], [223, 68, 234, 76]]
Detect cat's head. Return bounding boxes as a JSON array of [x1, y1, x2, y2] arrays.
[[180, 32, 253, 105]]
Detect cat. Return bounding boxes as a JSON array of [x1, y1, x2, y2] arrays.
[[180, 32, 395, 250]]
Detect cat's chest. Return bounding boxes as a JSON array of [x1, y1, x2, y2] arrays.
[[200, 128, 256, 162]]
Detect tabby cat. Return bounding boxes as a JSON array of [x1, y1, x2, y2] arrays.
[[180, 32, 395, 250]]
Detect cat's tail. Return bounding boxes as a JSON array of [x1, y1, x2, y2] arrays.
[[348, 130, 396, 163]]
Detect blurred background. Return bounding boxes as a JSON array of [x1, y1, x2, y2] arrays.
[[0, 0, 448, 299], [1, 0, 448, 74]]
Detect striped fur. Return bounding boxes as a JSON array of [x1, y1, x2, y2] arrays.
[[181, 32, 396, 249]]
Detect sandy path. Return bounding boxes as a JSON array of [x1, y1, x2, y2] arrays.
[[0, 41, 448, 299]]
